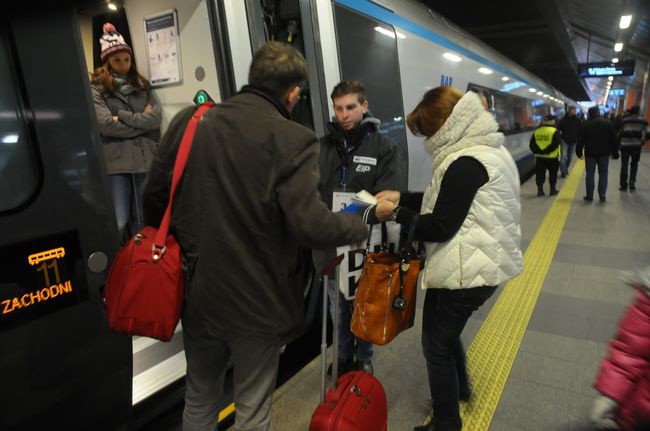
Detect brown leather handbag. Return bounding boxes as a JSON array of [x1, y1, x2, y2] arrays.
[[351, 216, 422, 345]]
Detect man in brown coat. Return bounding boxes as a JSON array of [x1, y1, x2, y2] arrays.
[[143, 42, 367, 431]]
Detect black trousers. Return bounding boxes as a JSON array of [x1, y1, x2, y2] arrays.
[[535, 157, 560, 190], [421, 285, 498, 430], [620, 147, 642, 188]]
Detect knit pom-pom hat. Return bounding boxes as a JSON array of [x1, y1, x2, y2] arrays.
[[99, 22, 132, 63]]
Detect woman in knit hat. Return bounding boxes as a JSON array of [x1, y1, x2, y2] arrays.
[[91, 23, 161, 243]]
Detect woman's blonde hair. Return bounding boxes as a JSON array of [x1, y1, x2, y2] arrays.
[[406, 86, 463, 138]]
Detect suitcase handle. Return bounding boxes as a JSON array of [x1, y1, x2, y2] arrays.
[[320, 254, 344, 403]]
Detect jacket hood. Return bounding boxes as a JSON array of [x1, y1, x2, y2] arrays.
[[423, 91, 503, 170]]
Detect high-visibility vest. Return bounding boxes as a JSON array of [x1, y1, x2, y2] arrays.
[[533, 126, 560, 159]]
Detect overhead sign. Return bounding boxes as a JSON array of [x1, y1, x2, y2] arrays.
[[577, 60, 635, 78], [609, 88, 625, 97]]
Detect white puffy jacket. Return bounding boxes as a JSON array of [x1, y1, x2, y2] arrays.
[[420, 92, 523, 290]]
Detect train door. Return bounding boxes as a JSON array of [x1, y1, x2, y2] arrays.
[[77, 0, 229, 425], [0, 5, 131, 431]]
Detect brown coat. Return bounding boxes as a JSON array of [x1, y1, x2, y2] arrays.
[[143, 90, 367, 343]]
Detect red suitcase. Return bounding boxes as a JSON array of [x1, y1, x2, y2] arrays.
[[309, 256, 388, 431]]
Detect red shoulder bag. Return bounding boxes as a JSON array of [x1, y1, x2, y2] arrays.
[[103, 102, 214, 341]]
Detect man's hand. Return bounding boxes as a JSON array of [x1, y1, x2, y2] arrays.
[[375, 200, 397, 222], [144, 104, 154, 113], [374, 190, 400, 205]]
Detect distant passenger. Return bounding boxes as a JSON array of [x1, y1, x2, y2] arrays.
[[315, 79, 399, 376], [617, 105, 647, 191], [557, 106, 581, 177], [91, 23, 161, 243], [577, 106, 619, 202], [530, 114, 561, 196], [142, 42, 367, 431], [372, 87, 523, 431], [591, 265, 650, 430]]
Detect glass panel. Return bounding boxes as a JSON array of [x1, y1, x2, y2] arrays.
[[333, 5, 409, 191], [0, 32, 38, 212], [467, 82, 552, 134]]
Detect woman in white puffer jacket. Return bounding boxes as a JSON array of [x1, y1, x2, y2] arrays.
[[374, 87, 523, 431]]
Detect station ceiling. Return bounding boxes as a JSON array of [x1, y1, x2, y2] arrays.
[[419, 0, 650, 104]]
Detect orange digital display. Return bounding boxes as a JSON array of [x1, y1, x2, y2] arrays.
[[1, 247, 75, 316], [1, 232, 87, 329]]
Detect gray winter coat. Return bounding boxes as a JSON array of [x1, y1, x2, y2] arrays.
[[142, 88, 368, 343], [92, 85, 161, 174]]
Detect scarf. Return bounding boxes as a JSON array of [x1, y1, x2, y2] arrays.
[[112, 73, 135, 96], [423, 91, 503, 170]]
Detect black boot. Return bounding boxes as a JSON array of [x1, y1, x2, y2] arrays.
[[537, 187, 545, 196], [549, 187, 558, 196], [413, 422, 435, 431]]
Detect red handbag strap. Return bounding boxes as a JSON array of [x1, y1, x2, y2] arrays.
[[154, 102, 215, 251]]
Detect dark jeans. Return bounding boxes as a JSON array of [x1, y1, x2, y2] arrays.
[[584, 155, 609, 199], [535, 157, 559, 190], [109, 173, 147, 243], [421, 285, 498, 429], [620, 147, 642, 188], [560, 142, 576, 176]]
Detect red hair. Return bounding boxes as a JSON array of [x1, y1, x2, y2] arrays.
[[406, 86, 463, 138]]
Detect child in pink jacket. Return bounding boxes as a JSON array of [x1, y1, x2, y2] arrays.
[[591, 266, 650, 430]]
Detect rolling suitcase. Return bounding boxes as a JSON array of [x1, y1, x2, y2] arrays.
[[309, 255, 388, 431]]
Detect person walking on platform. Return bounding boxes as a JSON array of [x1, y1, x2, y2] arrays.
[[142, 42, 367, 431], [591, 266, 650, 431], [618, 105, 648, 191], [315, 80, 399, 376], [91, 23, 162, 244], [371, 87, 523, 431], [577, 106, 619, 202], [557, 106, 580, 177], [530, 114, 561, 196]]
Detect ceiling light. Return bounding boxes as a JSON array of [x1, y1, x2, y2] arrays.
[[612, 57, 619, 63], [501, 76, 510, 81], [619, 15, 632, 29], [107, 1, 118, 11], [442, 52, 462, 62], [614, 42, 623, 52], [529, 88, 536, 93], [478, 67, 493, 75], [536, 91, 543, 95], [608, 76, 614, 81]]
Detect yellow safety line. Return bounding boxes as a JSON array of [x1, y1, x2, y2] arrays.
[[457, 160, 585, 430], [218, 402, 235, 422]]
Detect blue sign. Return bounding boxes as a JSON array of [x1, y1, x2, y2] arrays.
[[609, 88, 625, 97]]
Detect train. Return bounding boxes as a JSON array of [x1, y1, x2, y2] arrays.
[[0, 0, 573, 429]]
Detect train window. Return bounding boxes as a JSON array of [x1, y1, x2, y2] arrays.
[[333, 5, 409, 191], [468, 83, 551, 134], [0, 33, 39, 212]]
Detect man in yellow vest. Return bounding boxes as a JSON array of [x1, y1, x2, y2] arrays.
[[530, 114, 562, 196]]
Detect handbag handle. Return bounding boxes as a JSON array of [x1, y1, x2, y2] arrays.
[[364, 221, 389, 254], [395, 214, 420, 308], [153, 102, 215, 259]]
